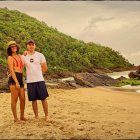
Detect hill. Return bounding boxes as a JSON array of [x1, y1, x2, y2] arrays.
[[0, 8, 132, 74]]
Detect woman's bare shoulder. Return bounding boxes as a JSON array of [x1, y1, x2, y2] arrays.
[[18, 54, 22, 57], [7, 56, 13, 61]]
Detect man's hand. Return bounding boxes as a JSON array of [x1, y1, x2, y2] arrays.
[[23, 51, 28, 56]]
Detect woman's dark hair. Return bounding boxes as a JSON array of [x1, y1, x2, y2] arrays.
[[7, 46, 19, 56]]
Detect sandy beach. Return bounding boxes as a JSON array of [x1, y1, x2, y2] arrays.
[[0, 87, 140, 139]]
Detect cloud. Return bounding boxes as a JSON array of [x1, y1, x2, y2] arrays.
[[83, 16, 115, 32], [73, 4, 140, 58], [0, 1, 140, 65], [128, 51, 140, 57], [125, 52, 140, 66]]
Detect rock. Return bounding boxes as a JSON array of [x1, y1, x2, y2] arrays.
[[0, 64, 8, 79], [116, 76, 127, 81], [72, 72, 118, 87], [0, 64, 10, 93], [46, 71, 118, 89], [46, 79, 77, 89], [67, 82, 81, 88], [45, 71, 72, 79], [0, 78, 9, 93], [128, 68, 140, 79], [0, 63, 119, 90], [73, 76, 95, 87]]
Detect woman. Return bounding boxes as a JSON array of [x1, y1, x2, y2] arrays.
[[7, 41, 26, 123]]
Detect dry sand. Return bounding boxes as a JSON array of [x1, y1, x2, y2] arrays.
[[0, 87, 140, 139]]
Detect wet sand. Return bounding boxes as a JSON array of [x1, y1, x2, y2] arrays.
[[0, 87, 140, 139]]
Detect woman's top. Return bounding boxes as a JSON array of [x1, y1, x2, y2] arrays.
[[12, 55, 24, 72]]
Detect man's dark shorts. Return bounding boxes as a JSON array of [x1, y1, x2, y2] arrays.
[[27, 81, 49, 101]]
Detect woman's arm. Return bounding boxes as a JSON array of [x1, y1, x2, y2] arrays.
[[7, 56, 20, 88]]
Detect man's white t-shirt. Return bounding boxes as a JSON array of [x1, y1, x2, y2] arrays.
[[22, 51, 46, 83]]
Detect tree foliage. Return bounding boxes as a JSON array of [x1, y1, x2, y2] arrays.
[[0, 8, 132, 73]]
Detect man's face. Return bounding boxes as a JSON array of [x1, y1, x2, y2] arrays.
[[27, 42, 36, 52]]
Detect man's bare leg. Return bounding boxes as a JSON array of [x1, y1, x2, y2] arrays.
[[32, 100, 39, 119], [41, 99, 48, 121]]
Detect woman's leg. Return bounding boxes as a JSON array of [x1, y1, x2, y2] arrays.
[[10, 85, 20, 122], [19, 87, 26, 120]]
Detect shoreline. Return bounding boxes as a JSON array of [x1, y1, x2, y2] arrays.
[[97, 85, 140, 93], [1, 85, 140, 94]]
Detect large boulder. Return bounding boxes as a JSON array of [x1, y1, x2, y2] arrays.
[[0, 64, 9, 93], [46, 71, 118, 89], [128, 68, 140, 79], [0, 78, 9, 93], [72, 72, 118, 87]]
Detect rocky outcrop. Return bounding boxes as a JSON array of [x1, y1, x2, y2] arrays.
[[116, 76, 128, 81], [0, 63, 120, 91], [45, 71, 118, 89], [0, 64, 8, 79], [0, 64, 9, 93], [128, 68, 140, 79], [72, 72, 118, 87], [0, 78, 9, 93]]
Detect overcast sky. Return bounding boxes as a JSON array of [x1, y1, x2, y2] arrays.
[[0, 1, 140, 66]]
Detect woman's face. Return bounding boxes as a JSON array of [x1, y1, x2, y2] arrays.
[[10, 45, 18, 53]]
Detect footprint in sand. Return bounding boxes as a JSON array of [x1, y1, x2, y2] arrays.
[[52, 112, 56, 115], [77, 128, 84, 131], [71, 111, 80, 115], [81, 120, 96, 124], [26, 133, 33, 136], [127, 131, 135, 134], [59, 126, 64, 130]]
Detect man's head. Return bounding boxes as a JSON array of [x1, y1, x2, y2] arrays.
[[26, 39, 36, 52]]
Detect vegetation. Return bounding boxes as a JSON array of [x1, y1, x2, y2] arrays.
[[0, 8, 132, 74], [117, 78, 140, 86]]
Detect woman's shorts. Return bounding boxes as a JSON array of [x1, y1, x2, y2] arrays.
[[27, 81, 49, 101], [8, 72, 24, 88]]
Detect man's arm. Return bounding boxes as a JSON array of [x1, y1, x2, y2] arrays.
[[41, 62, 48, 74], [40, 53, 47, 74]]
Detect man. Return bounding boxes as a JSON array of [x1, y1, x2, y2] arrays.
[[22, 39, 49, 121]]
